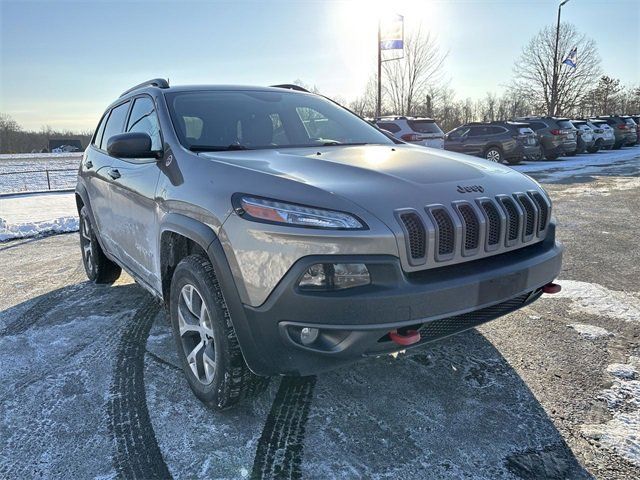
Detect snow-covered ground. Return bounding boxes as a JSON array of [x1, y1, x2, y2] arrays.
[[513, 146, 640, 181], [0, 192, 78, 241], [0, 153, 81, 194]]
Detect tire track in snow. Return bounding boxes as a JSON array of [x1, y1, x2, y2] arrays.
[[107, 296, 171, 480], [251, 376, 316, 480]]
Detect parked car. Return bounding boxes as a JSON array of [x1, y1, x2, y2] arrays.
[[77, 79, 562, 409], [622, 116, 639, 145], [444, 121, 540, 165], [595, 116, 637, 148], [582, 119, 615, 150], [513, 117, 577, 160], [628, 115, 640, 145], [571, 120, 597, 154], [375, 116, 445, 149]]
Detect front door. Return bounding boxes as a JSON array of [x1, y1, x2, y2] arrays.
[[105, 95, 163, 290]]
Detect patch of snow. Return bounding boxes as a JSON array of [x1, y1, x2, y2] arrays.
[[582, 359, 640, 467], [0, 216, 78, 241], [0, 191, 78, 241], [555, 177, 640, 197], [550, 280, 640, 323], [567, 323, 612, 339]]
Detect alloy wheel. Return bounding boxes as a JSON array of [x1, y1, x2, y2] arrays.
[[486, 149, 502, 163], [80, 214, 94, 274], [178, 284, 217, 385]]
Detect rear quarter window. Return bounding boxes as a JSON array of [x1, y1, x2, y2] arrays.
[[100, 101, 130, 150], [556, 120, 574, 129], [376, 122, 401, 133]]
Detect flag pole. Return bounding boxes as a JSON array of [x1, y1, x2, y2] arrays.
[[377, 18, 382, 118]]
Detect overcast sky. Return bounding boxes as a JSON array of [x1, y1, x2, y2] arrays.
[[1, 0, 638, 131]]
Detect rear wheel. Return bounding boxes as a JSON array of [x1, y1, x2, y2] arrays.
[[542, 147, 558, 161], [79, 206, 121, 283], [506, 157, 522, 165], [484, 147, 504, 163], [169, 254, 268, 410]]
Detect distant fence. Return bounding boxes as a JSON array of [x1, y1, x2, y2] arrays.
[[0, 168, 77, 195]]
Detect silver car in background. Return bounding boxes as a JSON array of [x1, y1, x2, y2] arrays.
[[583, 119, 615, 150], [571, 120, 596, 154], [375, 116, 445, 149]]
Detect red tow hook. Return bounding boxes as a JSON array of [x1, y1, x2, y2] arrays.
[[543, 282, 562, 294], [389, 329, 421, 346]]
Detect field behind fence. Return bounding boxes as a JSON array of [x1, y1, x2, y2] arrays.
[[0, 153, 82, 195]]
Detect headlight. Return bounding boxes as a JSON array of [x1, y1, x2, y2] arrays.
[[298, 263, 370, 290], [233, 195, 366, 230]]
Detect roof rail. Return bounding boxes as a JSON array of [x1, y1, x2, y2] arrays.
[[270, 84, 310, 93], [120, 78, 170, 97]]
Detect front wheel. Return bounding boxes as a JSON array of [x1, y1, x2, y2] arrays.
[[169, 255, 268, 410], [79, 206, 121, 283], [484, 147, 504, 163]]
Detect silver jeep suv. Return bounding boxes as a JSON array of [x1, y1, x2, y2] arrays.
[[76, 79, 563, 409]]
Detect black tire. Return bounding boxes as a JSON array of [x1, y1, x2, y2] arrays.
[[613, 142, 622, 150], [79, 206, 121, 283], [587, 145, 599, 154], [169, 254, 269, 410], [506, 157, 522, 165], [484, 146, 504, 163], [542, 147, 559, 161]]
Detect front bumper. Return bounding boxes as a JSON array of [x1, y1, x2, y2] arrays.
[[229, 230, 563, 376]]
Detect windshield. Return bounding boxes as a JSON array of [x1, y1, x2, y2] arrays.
[[166, 90, 394, 150]]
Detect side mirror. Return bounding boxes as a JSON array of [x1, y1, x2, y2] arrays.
[[107, 132, 158, 159]]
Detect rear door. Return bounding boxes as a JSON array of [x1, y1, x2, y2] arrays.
[[85, 100, 131, 256], [106, 95, 163, 289]]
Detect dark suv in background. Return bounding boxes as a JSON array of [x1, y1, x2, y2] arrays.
[[513, 117, 577, 160], [595, 115, 637, 148], [444, 121, 539, 165]]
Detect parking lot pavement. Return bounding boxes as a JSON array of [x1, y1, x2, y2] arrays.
[[1, 153, 639, 479]]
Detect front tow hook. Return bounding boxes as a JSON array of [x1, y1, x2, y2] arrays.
[[543, 282, 562, 294], [389, 329, 421, 346]]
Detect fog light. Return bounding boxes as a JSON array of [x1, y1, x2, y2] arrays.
[[298, 263, 370, 290], [300, 327, 319, 345]]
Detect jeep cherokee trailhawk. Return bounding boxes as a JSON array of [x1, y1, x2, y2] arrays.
[[76, 79, 563, 409]]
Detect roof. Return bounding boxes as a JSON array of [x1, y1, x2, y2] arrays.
[[375, 116, 436, 121]]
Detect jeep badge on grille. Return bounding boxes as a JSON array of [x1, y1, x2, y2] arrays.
[[457, 185, 484, 193]]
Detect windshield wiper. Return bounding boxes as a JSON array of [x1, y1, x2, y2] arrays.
[[189, 144, 250, 152]]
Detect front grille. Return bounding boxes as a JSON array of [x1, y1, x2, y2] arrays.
[[395, 190, 549, 267], [418, 292, 534, 343], [516, 194, 536, 238], [399, 212, 426, 261], [457, 204, 480, 251], [481, 200, 501, 246], [500, 197, 520, 242], [431, 208, 455, 256], [529, 191, 549, 233]]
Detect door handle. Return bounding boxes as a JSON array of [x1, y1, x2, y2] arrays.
[[108, 168, 121, 180], [84, 160, 93, 169]]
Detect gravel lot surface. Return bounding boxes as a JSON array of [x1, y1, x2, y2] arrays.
[[1, 150, 639, 479]]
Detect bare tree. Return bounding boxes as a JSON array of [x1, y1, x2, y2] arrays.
[[349, 75, 378, 118], [382, 28, 447, 116], [512, 23, 601, 116]]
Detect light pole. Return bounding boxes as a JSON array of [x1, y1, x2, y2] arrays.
[[550, 0, 571, 116], [377, 19, 382, 118]]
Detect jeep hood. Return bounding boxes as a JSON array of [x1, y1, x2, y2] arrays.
[[199, 144, 542, 222]]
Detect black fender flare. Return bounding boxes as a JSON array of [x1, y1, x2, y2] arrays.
[[159, 213, 270, 376]]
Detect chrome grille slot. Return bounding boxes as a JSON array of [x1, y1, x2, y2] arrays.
[[399, 211, 426, 263], [456, 204, 480, 252], [430, 208, 455, 257], [480, 200, 501, 247], [499, 197, 521, 245], [515, 193, 537, 241], [529, 191, 549, 234]]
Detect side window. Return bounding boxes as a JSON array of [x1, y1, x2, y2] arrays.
[[377, 122, 401, 133], [100, 101, 130, 150], [449, 127, 469, 139], [529, 122, 545, 131], [468, 126, 485, 137], [127, 97, 162, 151], [92, 113, 108, 147], [269, 113, 290, 144]]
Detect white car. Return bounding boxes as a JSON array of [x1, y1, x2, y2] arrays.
[[375, 116, 445, 149], [585, 119, 615, 150]]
